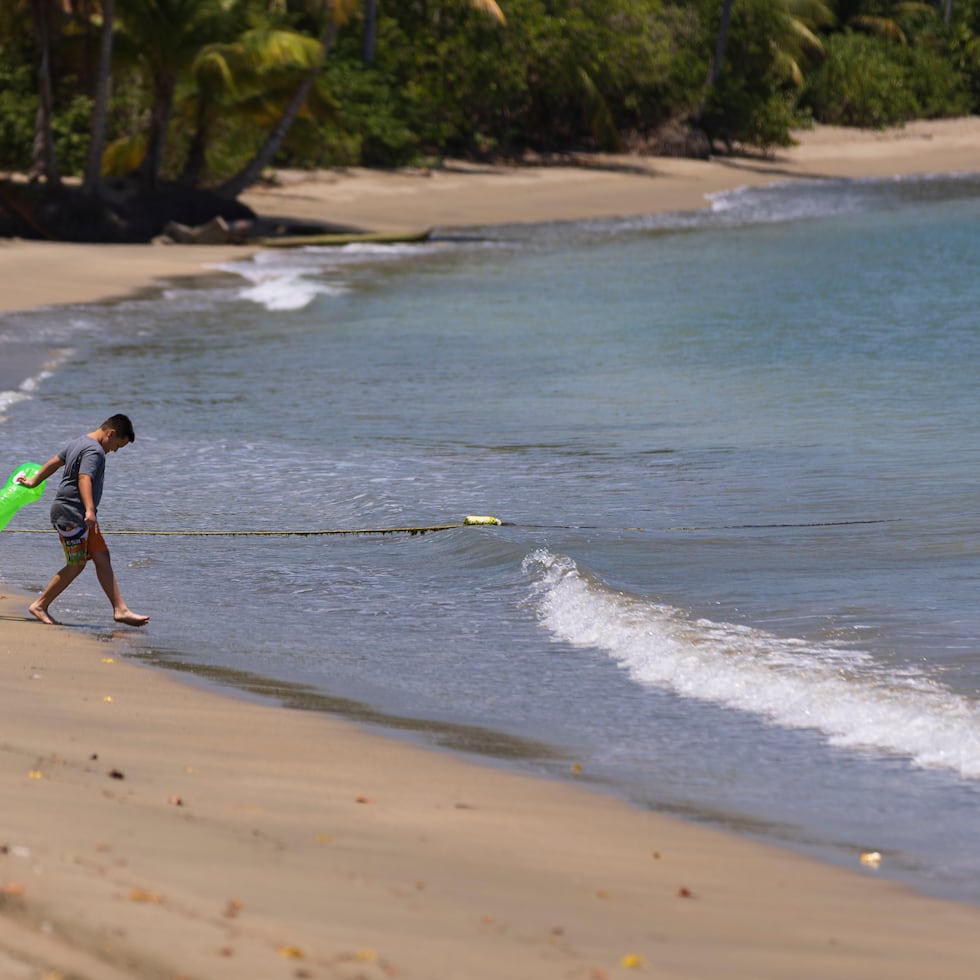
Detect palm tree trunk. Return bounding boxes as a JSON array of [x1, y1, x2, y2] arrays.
[[691, 0, 734, 126], [140, 73, 176, 191], [706, 0, 735, 90], [31, 0, 62, 188], [217, 17, 338, 199], [179, 99, 210, 186], [363, 0, 377, 64], [83, 0, 114, 196]]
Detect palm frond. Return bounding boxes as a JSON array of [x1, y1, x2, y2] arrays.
[[193, 47, 238, 94], [849, 15, 908, 44], [102, 134, 146, 177], [238, 28, 323, 71], [786, 19, 825, 57], [466, 0, 507, 26], [771, 48, 806, 87], [892, 3, 938, 16], [330, 0, 363, 26], [577, 67, 620, 152], [783, 0, 836, 29]]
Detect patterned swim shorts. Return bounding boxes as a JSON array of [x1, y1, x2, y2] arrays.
[[55, 522, 109, 566]]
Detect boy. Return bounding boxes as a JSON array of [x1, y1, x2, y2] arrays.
[[17, 414, 149, 627]]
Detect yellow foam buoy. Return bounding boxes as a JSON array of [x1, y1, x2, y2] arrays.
[[464, 515, 501, 526]]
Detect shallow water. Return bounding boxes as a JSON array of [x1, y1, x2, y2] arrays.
[[2, 172, 980, 902]]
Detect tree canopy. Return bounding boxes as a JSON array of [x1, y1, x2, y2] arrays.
[[1, 0, 978, 237]]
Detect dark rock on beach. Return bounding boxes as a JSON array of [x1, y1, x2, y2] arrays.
[[0, 178, 256, 244]]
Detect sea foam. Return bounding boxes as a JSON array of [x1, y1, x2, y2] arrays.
[[524, 549, 980, 780]]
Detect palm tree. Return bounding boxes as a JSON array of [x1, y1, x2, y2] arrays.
[[217, 0, 505, 198], [180, 24, 326, 185], [700, 0, 833, 115], [216, 1, 352, 198], [117, 0, 235, 189]]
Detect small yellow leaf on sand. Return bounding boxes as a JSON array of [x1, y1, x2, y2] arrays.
[[621, 953, 644, 969], [101, 657, 115, 664], [129, 888, 163, 904], [103, 695, 113, 703], [315, 834, 332, 843], [355, 948, 377, 962], [28, 770, 43, 780], [277, 946, 305, 959]]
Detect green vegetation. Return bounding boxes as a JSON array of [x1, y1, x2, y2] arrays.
[[1, 0, 978, 216]]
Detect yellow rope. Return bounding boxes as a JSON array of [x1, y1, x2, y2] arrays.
[[4, 516, 889, 537], [5, 525, 462, 537], [3, 516, 503, 538]]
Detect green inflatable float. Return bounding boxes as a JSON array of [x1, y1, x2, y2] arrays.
[[0, 463, 47, 531]]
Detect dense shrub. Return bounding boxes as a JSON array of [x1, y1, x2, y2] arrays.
[[51, 86, 96, 176], [320, 63, 419, 166], [0, 62, 37, 172], [805, 32, 915, 126], [313, 0, 699, 159], [902, 40, 972, 118], [805, 30, 969, 127]]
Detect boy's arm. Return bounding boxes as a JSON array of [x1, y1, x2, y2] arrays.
[[78, 473, 97, 528], [17, 454, 63, 489]]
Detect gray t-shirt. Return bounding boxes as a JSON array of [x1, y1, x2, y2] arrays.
[[50, 435, 106, 530]]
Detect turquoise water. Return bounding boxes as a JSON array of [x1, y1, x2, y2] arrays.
[[2, 173, 980, 902]]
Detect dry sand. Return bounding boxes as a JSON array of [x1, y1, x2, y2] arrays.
[[2, 119, 980, 978], [239, 116, 980, 232]]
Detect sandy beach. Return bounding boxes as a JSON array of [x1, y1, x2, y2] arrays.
[[3, 117, 980, 318], [2, 120, 980, 979]]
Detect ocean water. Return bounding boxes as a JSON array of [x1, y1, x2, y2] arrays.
[[2, 172, 980, 903]]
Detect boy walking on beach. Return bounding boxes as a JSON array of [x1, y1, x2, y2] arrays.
[[17, 414, 149, 627]]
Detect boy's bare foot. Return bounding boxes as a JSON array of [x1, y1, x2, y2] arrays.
[[28, 602, 59, 625], [114, 609, 149, 627]]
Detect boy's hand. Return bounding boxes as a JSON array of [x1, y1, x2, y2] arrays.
[[15, 475, 33, 488]]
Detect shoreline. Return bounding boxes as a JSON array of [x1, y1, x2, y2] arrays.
[[2, 120, 980, 976]]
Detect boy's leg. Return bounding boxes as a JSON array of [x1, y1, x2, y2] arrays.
[[28, 563, 86, 625], [29, 523, 90, 625], [89, 527, 149, 626]]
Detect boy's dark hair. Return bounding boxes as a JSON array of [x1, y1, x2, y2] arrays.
[[102, 413, 136, 443]]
